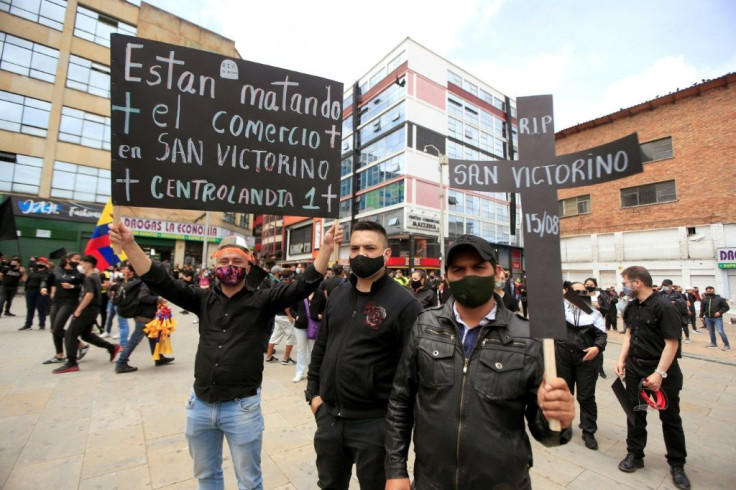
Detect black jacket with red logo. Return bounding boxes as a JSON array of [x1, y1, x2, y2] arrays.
[[307, 272, 422, 418]]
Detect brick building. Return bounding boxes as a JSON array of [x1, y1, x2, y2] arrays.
[[555, 73, 736, 299]]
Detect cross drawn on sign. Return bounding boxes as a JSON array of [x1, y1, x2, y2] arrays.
[[450, 95, 643, 426]]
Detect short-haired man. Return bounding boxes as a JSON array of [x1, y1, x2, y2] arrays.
[[111, 221, 341, 489], [615, 266, 690, 490], [385, 235, 575, 489], [0, 257, 26, 317], [306, 221, 422, 490], [700, 286, 730, 351], [410, 270, 437, 309]]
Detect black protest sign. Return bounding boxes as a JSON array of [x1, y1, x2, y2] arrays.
[[449, 95, 643, 338], [110, 34, 343, 218]]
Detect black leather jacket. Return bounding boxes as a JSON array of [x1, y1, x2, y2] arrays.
[[385, 297, 571, 490]]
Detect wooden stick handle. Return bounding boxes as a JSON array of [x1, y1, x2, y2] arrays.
[[331, 220, 339, 265], [111, 206, 122, 256], [543, 338, 561, 431]]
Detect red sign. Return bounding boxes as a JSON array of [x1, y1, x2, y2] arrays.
[[386, 257, 441, 268]]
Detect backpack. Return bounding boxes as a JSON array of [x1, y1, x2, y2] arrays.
[[117, 279, 143, 318]]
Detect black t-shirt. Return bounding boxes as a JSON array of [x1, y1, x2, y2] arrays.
[[81, 274, 102, 313], [1, 266, 23, 288], [52, 268, 85, 305], [624, 293, 682, 361]]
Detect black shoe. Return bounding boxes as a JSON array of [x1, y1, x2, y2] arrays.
[[115, 363, 138, 374], [18, 326, 32, 331], [618, 453, 644, 472], [77, 345, 90, 360], [265, 356, 278, 362], [4, 312, 16, 317], [671, 466, 691, 490], [599, 370, 607, 379], [42, 356, 66, 365], [155, 356, 175, 366], [180, 310, 189, 315], [53, 362, 79, 374], [582, 432, 598, 450]]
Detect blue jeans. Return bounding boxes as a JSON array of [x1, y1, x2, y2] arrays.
[[116, 319, 152, 366], [105, 304, 130, 346], [185, 389, 264, 490], [704, 317, 730, 347]]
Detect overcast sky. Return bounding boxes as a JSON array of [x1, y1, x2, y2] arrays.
[[146, 0, 736, 130]]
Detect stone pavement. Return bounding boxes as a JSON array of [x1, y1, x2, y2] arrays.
[[0, 310, 735, 489]]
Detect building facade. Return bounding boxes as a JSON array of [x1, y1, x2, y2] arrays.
[[555, 73, 736, 300], [276, 38, 523, 272], [0, 0, 253, 265]]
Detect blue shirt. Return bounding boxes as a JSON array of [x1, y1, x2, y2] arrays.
[[453, 303, 497, 358]]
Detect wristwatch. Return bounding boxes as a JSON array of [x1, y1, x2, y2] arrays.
[[655, 369, 668, 378]]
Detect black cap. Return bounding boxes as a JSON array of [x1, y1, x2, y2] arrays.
[[80, 254, 98, 267], [445, 235, 497, 269]]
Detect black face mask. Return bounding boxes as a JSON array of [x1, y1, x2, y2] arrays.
[[410, 280, 422, 289], [349, 254, 385, 279], [585, 285, 596, 292], [68, 261, 79, 268]]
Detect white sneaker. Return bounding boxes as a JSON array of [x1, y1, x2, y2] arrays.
[[193, 318, 199, 324], [684, 339, 690, 344], [101, 332, 110, 338], [112, 334, 120, 339], [292, 375, 304, 383]]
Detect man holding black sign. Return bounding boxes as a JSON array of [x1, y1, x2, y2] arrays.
[[110, 220, 341, 490]]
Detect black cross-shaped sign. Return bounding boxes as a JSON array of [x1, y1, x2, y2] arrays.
[[450, 95, 643, 339]]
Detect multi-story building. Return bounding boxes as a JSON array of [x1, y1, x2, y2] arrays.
[[276, 37, 523, 273], [0, 0, 253, 265], [556, 73, 736, 300]]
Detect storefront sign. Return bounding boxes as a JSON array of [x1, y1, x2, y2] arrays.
[[717, 247, 736, 269], [406, 213, 439, 232], [386, 257, 441, 268], [12, 197, 103, 223], [121, 216, 232, 242]]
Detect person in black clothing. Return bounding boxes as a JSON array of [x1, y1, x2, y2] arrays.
[[615, 266, 690, 490], [19, 257, 51, 330], [658, 279, 690, 343], [410, 270, 437, 309], [41, 252, 85, 364], [682, 286, 701, 334], [700, 286, 730, 350], [584, 277, 611, 378], [425, 271, 439, 293], [384, 235, 574, 490], [557, 282, 607, 451], [111, 221, 341, 489], [0, 257, 26, 317], [495, 268, 520, 312], [306, 221, 422, 490], [53, 255, 121, 373], [604, 288, 619, 332], [519, 280, 528, 318]]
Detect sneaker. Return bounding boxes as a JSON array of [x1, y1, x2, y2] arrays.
[[692, 329, 702, 334], [4, 312, 16, 317], [101, 332, 110, 338], [112, 334, 120, 339], [292, 375, 304, 383], [155, 356, 175, 366], [38, 326, 45, 330], [78, 345, 90, 360], [705, 344, 718, 348], [671, 466, 691, 490], [180, 310, 189, 315], [723, 346, 731, 351], [265, 356, 278, 363], [684, 339, 690, 344], [618, 453, 644, 472], [109, 344, 122, 362], [281, 357, 296, 365], [53, 363, 79, 374], [42, 356, 66, 365], [582, 432, 598, 450], [18, 326, 32, 331], [115, 363, 138, 374], [192, 318, 199, 324]]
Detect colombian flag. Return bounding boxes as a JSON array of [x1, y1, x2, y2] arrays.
[[84, 200, 127, 270]]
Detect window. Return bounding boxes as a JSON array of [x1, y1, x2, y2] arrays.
[[369, 67, 386, 88], [357, 181, 404, 213], [1, 0, 66, 30], [58, 106, 111, 150], [448, 117, 462, 139], [74, 5, 136, 47], [66, 54, 110, 98], [0, 90, 51, 137], [358, 127, 405, 169], [621, 180, 676, 208], [448, 190, 464, 212], [340, 176, 352, 197], [479, 89, 494, 106], [448, 214, 463, 238], [447, 95, 463, 118], [0, 151, 43, 194], [359, 102, 405, 145], [51, 161, 110, 203], [464, 125, 479, 145], [359, 83, 405, 125], [222, 212, 235, 224], [341, 156, 353, 177], [641, 137, 673, 163], [462, 80, 478, 97], [447, 70, 462, 86], [559, 194, 591, 217], [492, 96, 505, 111], [289, 224, 313, 255], [358, 154, 405, 190], [0, 33, 59, 83], [238, 213, 249, 228], [388, 51, 405, 73], [339, 198, 353, 219]]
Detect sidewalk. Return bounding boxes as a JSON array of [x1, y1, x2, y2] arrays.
[[0, 310, 734, 489]]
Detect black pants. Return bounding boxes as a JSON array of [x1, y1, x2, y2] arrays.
[[681, 320, 689, 339], [521, 300, 528, 318], [0, 286, 17, 314], [50, 302, 76, 355], [314, 408, 386, 490], [99, 294, 108, 332], [605, 311, 617, 331], [556, 343, 600, 434], [625, 360, 687, 467], [65, 309, 113, 364], [24, 289, 48, 328]]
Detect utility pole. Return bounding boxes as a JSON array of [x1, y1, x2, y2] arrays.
[[424, 145, 449, 267]]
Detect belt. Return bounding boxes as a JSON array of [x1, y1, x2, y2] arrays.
[[629, 357, 659, 367]]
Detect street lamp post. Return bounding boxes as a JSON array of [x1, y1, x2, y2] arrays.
[[423, 145, 449, 267]]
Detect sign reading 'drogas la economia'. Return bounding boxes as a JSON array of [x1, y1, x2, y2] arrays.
[[110, 34, 343, 217]]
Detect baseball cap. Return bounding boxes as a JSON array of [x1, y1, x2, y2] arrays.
[[445, 235, 497, 270], [37, 257, 49, 265], [218, 235, 250, 252]]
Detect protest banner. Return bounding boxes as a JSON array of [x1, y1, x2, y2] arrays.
[[110, 34, 343, 218]]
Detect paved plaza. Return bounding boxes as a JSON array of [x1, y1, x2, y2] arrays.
[[0, 309, 735, 489]]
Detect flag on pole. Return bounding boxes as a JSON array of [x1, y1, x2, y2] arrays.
[[84, 200, 126, 269]]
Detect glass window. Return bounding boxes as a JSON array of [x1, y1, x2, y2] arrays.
[[480, 199, 494, 219], [496, 202, 509, 223], [641, 136, 674, 162], [0, 151, 43, 194], [1, 0, 66, 30], [339, 198, 353, 219], [464, 103, 479, 125], [359, 101, 405, 145], [446, 140, 462, 159], [340, 176, 352, 198], [222, 212, 235, 224], [359, 82, 405, 125], [357, 181, 404, 213], [466, 195, 479, 215], [358, 127, 405, 169], [479, 89, 494, 106], [51, 161, 110, 203], [387, 51, 405, 73], [66, 54, 110, 98], [464, 125, 479, 145], [74, 5, 136, 47], [481, 221, 495, 242], [448, 214, 463, 238], [620, 180, 676, 208], [448, 117, 462, 139], [289, 224, 313, 255], [369, 67, 386, 88], [463, 80, 478, 96], [358, 154, 405, 191], [447, 95, 463, 118], [466, 218, 480, 235], [0, 90, 51, 137], [341, 156, 353, 177], [0, 33, 59, 83], [447, 70, 462, 86], [448, 189, 464, 212], [493, 96, 505, 111], [559, 194, 591, 217], [58, 106, 111, 150]]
